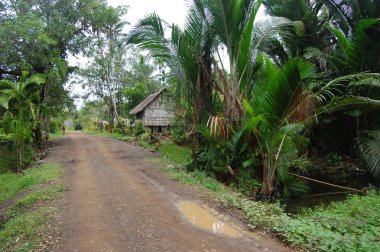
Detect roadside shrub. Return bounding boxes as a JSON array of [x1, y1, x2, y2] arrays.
[[49, 119, 59, 134], [23, 144, 35, 166], [133, 120, 145, 136], [237, 168, 261, 196], [113, 118, 129, 134], [140, 132, 150, 142], [170, 115, 189, 145]]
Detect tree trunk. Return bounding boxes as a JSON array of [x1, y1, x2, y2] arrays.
[[261, 155, 275, 197], [17, 145, 22, 173]]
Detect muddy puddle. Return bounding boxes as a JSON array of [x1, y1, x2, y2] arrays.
[[177, 201, 242, 238]]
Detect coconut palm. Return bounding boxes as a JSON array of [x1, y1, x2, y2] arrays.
[[0, 71, 44, 171]]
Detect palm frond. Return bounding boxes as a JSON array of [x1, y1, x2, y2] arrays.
[[348, 76, 380, 88], [317, 95, 380, 115], [356, 131, 380, 178], [315, 73, 380, 103], [260, 58, 317, 126]]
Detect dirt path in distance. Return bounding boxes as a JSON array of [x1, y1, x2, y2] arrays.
[[46, 133, 291, 252]]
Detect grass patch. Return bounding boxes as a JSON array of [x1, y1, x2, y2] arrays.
[[0, 207, 58, 251], [0, 163, 64, 252], [84, 130, 135, 141], [0, 163, 61, 204], [164, 167, 221, 192], [49, 133, 64, 141], [6, 184, 66, 219], [158, 142, 191, 166], [139, 141, 191, 166]]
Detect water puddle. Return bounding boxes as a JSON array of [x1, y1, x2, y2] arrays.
[[177, 201, 242, 238]]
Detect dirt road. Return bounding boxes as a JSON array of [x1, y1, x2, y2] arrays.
[[47, 133, 290, 252]]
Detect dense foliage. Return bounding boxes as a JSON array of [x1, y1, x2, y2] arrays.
[[1, 0, 380, 250], [126, 0, 380, 198], [0, 0, 124, 170]]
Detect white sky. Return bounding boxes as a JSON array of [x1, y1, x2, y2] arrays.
[[68, 0, 266, 107], [111, 0, 189, 28]]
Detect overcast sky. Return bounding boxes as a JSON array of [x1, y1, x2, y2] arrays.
[[110, 0, 189, 28]]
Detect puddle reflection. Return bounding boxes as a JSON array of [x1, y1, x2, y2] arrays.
[[177, 201, 241, 238]]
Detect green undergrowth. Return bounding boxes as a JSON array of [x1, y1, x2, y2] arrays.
[[275, 190, 380, 252], [0, 163, 61, 204], [164, 165, 380, 251], [0, 144, 35, 174], [0, 145, 14, 174], [0, 163, 64, 251]]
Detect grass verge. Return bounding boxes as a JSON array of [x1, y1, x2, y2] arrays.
[[163, 165, 380, 251], [0, 163, 61, 205], [5, 184, 66, 219], [83, 130, 135, 142], [0, 206, 58, 251], [49, 133, 64, 141], [139, 141, 191, 166], [0, 163, 63, 252]]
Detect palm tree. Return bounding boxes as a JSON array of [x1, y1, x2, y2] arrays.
[[240, 57, 380, 197], [127, 0, 303, 149], [0, 72, 44, 171], [323, 0, 380, 35], [198, 0, 304, 122], [126, 8, 215, 150]]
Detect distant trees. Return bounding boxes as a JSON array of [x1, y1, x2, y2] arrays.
[[0, 0, 129, 171]]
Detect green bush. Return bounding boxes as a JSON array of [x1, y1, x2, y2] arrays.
[[237, 168, 261, 196], [113, 118, 129, 134], [170, 115, 189, 145], [22, 144, 35, 166], [49, 119, 59, 134], [133, 120, 145, 136], [140, 132, 150, 142]]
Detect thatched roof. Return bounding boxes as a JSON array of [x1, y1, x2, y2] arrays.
[[129, 89, 165, 115]]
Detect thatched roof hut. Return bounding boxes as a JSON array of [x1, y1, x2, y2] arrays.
[[129, 89, 174, 127]]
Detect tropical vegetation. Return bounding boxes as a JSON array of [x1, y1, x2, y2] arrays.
[[1, 0, 380, 251]]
